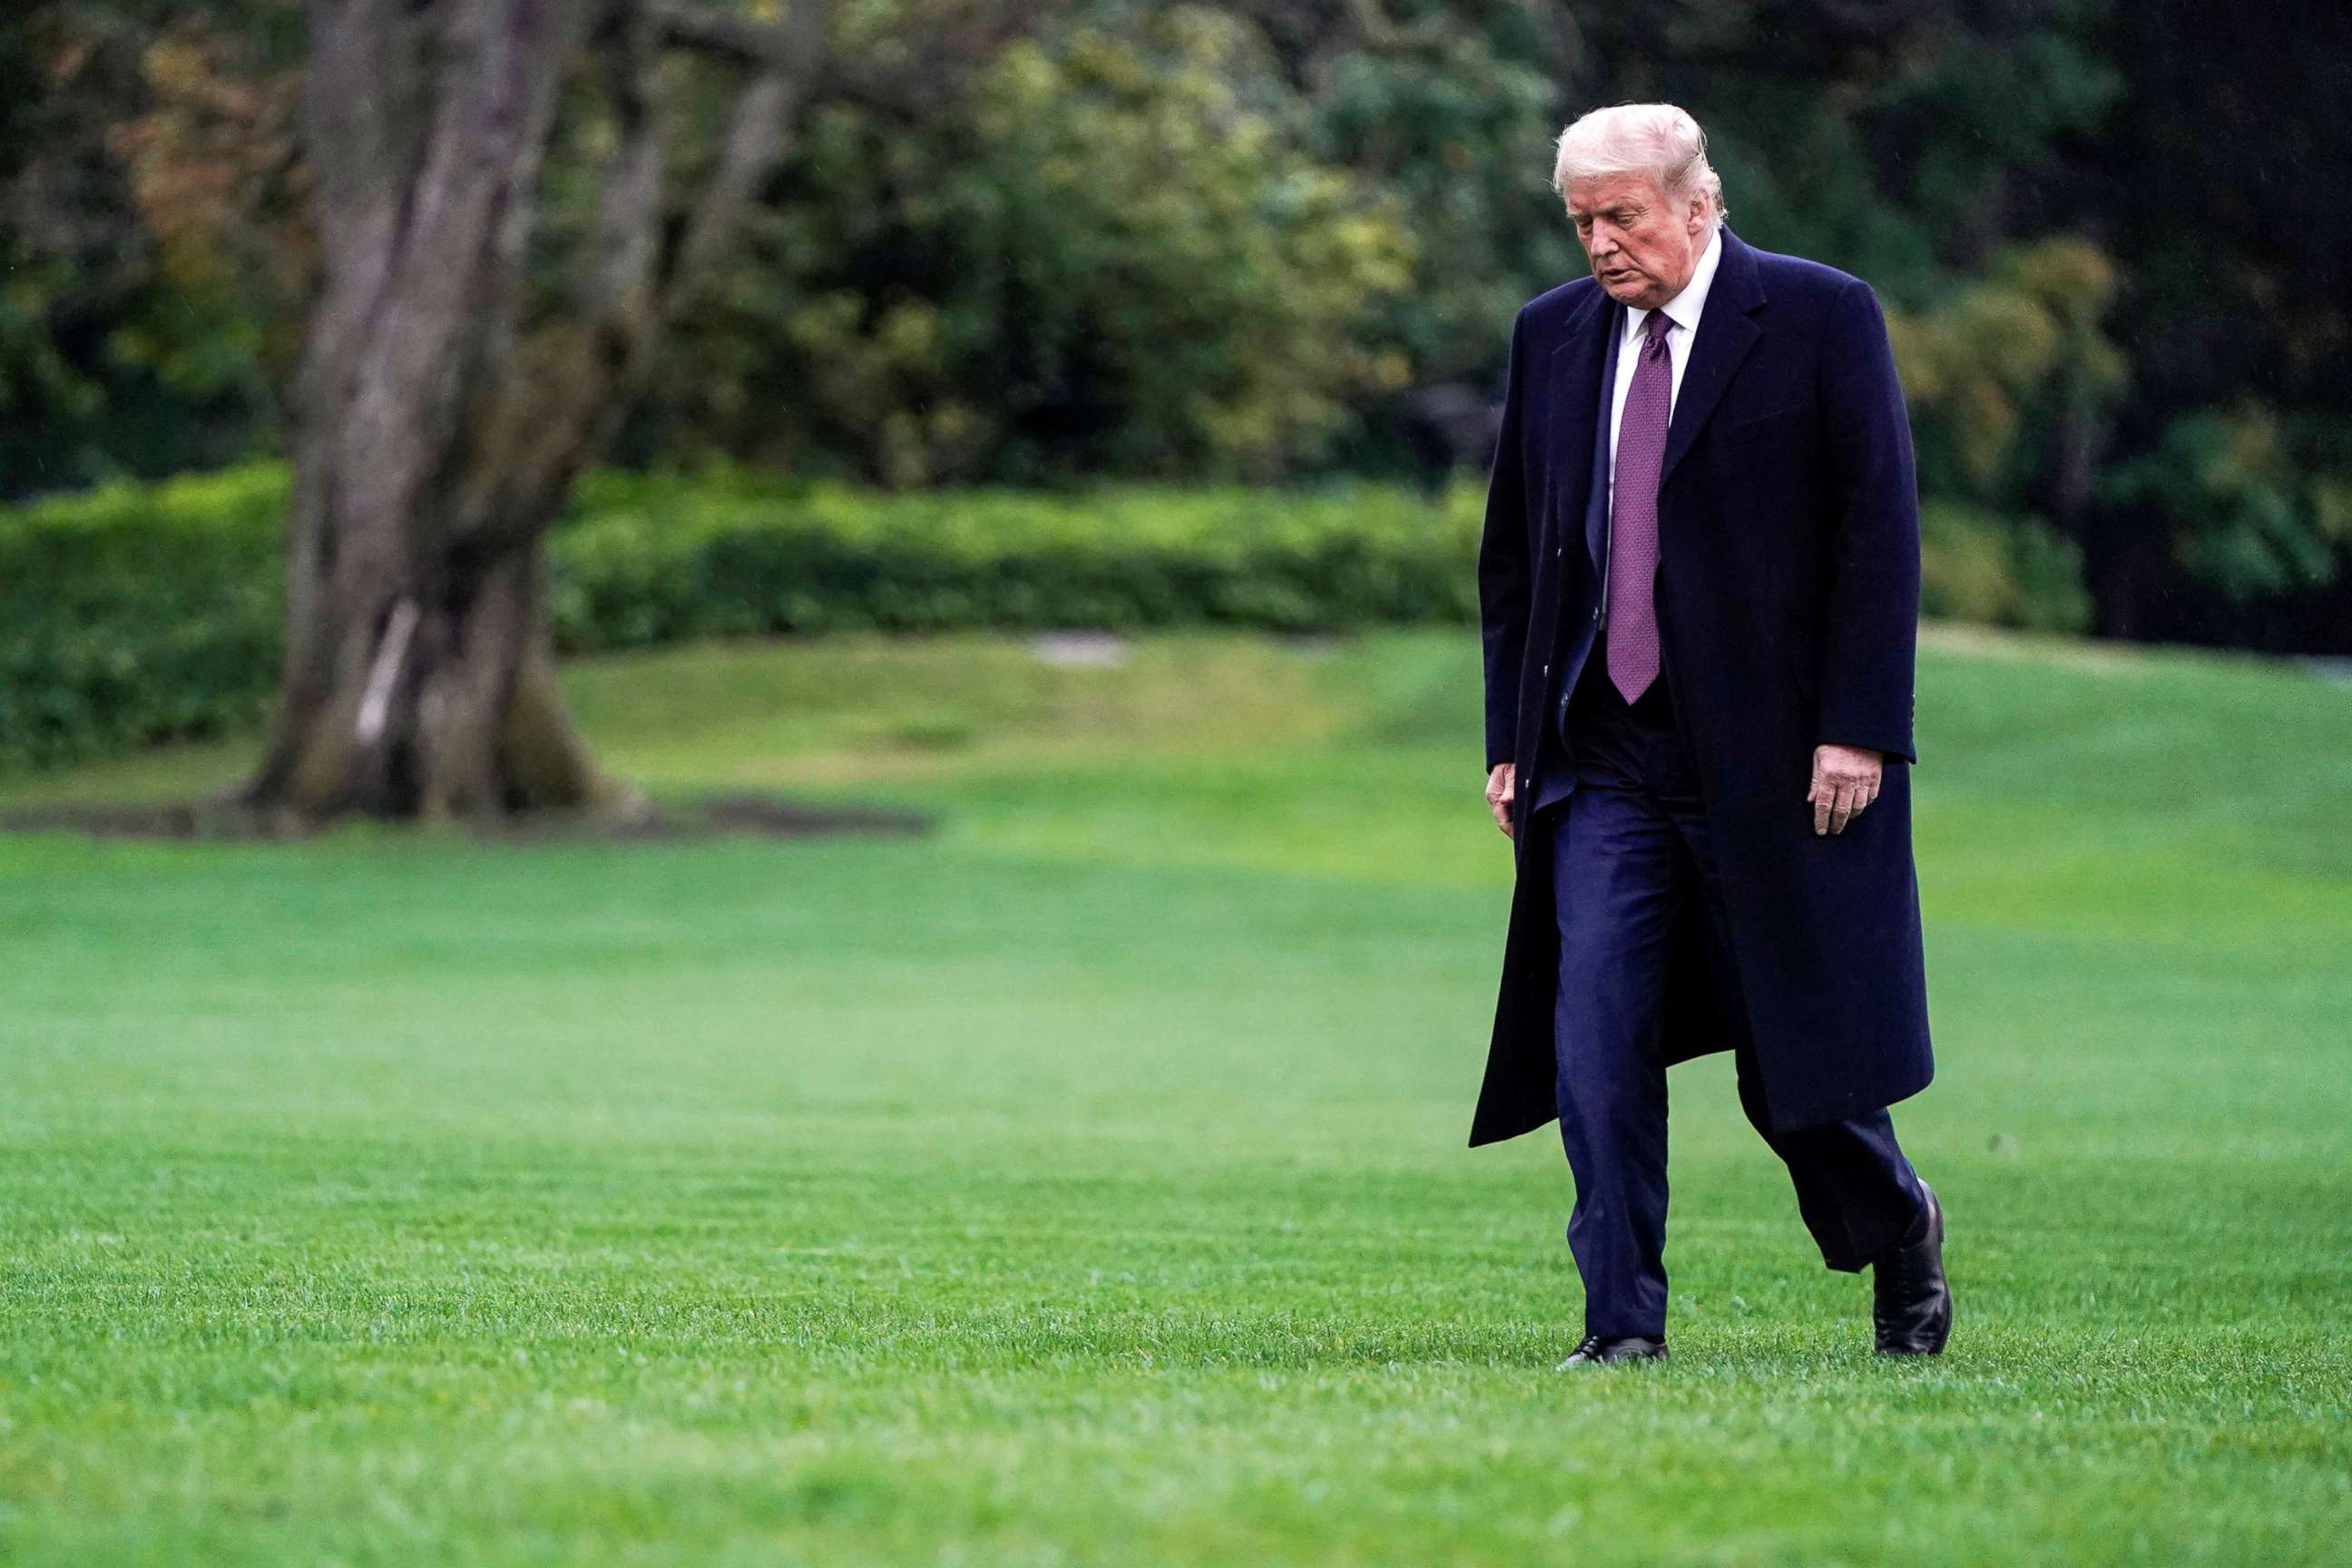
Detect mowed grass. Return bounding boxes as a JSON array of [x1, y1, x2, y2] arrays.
[[2, 625, 2347, 1566]]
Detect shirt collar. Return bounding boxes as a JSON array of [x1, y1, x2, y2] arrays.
[[1624, 224, 1724, 346]]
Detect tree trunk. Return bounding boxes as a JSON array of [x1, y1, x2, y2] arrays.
[[241, 0, 818, 822], [243, 526, 622, 819]]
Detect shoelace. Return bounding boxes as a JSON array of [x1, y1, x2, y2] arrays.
[[1882, 1243, 1926, 1293], [1875, 1231, 1934, 1333]]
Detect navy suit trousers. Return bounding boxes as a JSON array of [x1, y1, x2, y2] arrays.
[[1539, 654, 1926, 1339]]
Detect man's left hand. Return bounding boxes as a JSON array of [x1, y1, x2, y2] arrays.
[[1808, 744, 1883, 836]]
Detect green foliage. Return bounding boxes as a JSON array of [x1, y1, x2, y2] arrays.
[[1304, 24, 1576, 386], [0, 463, 286, 767], [1917, 502, 2092, 633], [2103, 408, 2341, 603], [1608, 0, 2118, 299], [1889, 238, 2127, 506], [552, 468, 1481, 650], [0, 5, 294, 498], [652, 9, 1413, 485], [17, 0, 2352, 645], [4, 459, 2106, 773], [0, 463, 1485, 769]]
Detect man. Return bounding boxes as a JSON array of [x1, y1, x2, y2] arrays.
[[1471, 103, 1951, 1367]]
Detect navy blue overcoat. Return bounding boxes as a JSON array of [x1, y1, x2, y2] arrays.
[[1471, 224, 1934, 1145]]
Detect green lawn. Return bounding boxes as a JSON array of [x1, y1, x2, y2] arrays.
[[3, 625, 2347, 1565]]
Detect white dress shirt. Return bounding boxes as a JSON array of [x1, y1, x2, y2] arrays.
[[1606, 224, 1723, 510]]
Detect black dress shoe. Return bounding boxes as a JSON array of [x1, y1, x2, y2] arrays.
[[1873, 1181, 1952, 1356], [1554, 1334, 1669, 1369]]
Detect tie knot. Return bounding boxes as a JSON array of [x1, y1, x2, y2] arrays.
[[1643, 309, 1674, 347]]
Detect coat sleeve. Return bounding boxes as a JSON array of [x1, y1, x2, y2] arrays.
[[1477, 308, 1534, 771], [1813, 278, 1921, 766]]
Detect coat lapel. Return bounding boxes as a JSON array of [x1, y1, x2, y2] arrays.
[[1582, 297, 1625, 571], [1542, 287, 1612, 560], [1658, 225, 1768, 485]]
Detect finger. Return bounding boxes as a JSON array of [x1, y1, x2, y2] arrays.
[[1809, 776, 1829, 836], [1829, 781, 1858, 834]]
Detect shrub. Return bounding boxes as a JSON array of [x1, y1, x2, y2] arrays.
[[1918, 502, 2093, 633], [1, 463, 2091, 771], [0, 464, 289, 769], [0, 464, 1484, 769]]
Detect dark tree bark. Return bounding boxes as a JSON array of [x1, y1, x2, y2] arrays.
[[241, 0, 825, 822]]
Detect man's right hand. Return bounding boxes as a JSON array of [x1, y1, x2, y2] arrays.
[[1485, 762, 1517, 838]]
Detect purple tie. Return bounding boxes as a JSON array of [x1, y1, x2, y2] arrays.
[[1607, 309, 1674, 703]]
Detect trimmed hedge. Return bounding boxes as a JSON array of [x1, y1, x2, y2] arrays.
[[0, 465, 289, 769], [553, 469, 1483, 650], [1917, 501, 2093, 634], [0, 463, 1485, 769], [1, 463, 2093, 771]]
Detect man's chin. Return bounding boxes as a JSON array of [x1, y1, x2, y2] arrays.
[[1596, 273, 1653, 305]]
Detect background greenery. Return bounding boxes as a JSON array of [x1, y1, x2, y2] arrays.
[[5, 625, 2348, 1564], [0, 463, 2095, 769], [6, 1, 2349, 651]]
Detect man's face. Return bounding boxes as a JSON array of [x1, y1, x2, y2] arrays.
[[1565, 172, 1708, 309]]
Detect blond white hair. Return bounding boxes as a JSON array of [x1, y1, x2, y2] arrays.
[[1552, 103, 1727, 227]]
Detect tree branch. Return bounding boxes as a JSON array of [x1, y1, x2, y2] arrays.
[[446, 0, 824, 559], [661, 67, 799, 316], [588, 0, 665, 359], [652, 0, 1037, 119], [1345, 0, 1399, 48], [649, 0, 828, 75], [640, 0, 828, 306]]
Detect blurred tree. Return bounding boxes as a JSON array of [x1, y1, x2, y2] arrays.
[[2061, 0, 2352, 642], [10, 0, 2352, 652], [636, 5, 1411, 484], [1290, 4, 1580, 479], [242, 0, 1026, 821], [0, 3, 300, 495], [2102, 407, 2347, 612], [1881, 239, 2124, 632]]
